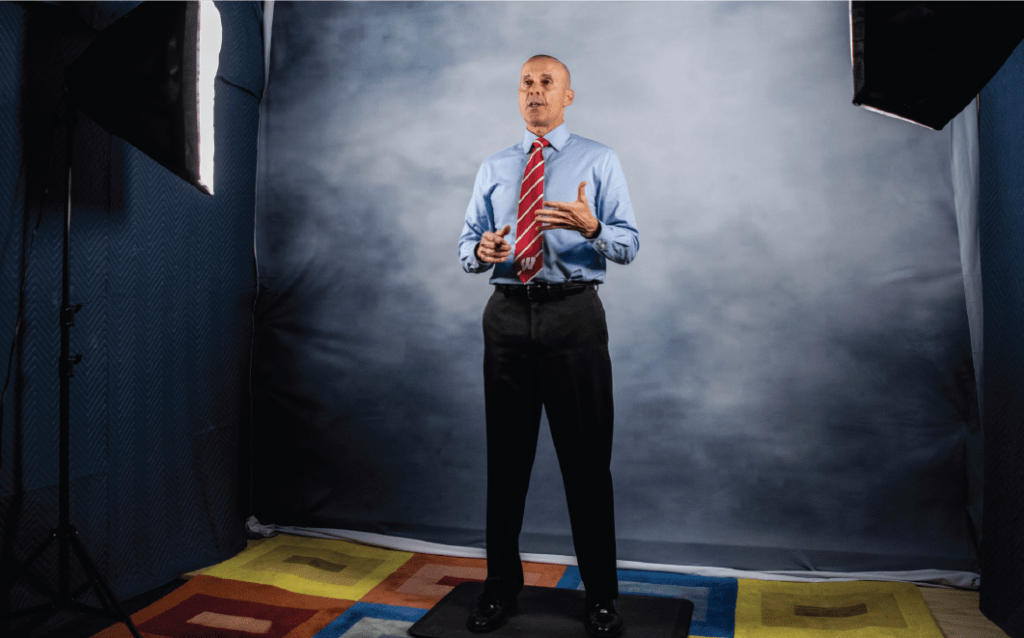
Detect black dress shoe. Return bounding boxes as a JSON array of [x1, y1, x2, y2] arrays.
[[467, 594, 516, 633], [585, 599, 623, 637]]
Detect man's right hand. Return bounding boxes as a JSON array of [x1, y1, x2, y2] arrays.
[[476, 225, 513, 263]]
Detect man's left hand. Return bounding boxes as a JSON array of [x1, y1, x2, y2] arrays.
[[539, 181, 600, 239]]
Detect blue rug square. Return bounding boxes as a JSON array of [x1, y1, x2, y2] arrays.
[[314, 601, 427, 637], [556, 567, 737, 637]]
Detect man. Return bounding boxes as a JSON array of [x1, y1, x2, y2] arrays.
[[458, 55, 639, 637]]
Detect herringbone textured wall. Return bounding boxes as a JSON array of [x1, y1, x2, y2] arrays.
[[978, 39, 1024, 638], [0, 3, 262, 634]]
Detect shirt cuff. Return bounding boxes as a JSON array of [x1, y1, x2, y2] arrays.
[[463, 241, 489, 273], [587, 221, 612, 252]]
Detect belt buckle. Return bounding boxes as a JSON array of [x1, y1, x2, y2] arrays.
[[526, 283, 547, 300]]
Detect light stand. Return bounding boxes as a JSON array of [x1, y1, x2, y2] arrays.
[[0, 95, 143, 638], [1, 2, 222, 634]]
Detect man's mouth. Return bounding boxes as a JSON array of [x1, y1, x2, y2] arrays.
[[528, 102, 543, 107]]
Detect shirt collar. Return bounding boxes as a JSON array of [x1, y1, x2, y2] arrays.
[[521, 122, 570, 153]]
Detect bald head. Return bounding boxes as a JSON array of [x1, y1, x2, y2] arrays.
[[526, 55, 570, 89]]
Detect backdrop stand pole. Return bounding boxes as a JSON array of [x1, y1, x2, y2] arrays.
[[0, 94, 143, 638]]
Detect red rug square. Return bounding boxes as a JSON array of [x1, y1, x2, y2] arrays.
[[89, 575, 352, 638]]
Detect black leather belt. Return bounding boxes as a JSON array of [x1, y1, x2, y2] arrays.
[[494, 282, 599, 300]]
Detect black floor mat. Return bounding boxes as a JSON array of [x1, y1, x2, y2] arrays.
[[409, 582, 694, 638]]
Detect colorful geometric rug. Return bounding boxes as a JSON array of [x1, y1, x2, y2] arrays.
[[90, 533, 946, 638]]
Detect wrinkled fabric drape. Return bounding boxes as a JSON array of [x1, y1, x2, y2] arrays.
[[252, 1, 980, 575]]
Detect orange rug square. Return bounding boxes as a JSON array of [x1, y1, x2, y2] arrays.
[[361, 553, 567, 609]]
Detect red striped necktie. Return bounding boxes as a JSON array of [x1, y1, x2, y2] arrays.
[[514, 137, 550, 283]]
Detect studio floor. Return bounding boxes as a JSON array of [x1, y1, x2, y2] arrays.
[[22, 537, 1012, 638]]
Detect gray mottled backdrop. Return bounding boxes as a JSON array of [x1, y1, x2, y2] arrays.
[[252, 1, 980, 572]]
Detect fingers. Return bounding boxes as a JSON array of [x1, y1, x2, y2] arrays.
[[542, 200, 570, 211], [478, 230, 513, 263], [536, 211, 557, 225], [482, 235, 510, 252], [484, 250, 512, 263], [537, 208, 569, 224], [542, 183, 589, 210], [538, 212, 578, 232], [478, 243, 511, 263], [482, 229, 509, 244]]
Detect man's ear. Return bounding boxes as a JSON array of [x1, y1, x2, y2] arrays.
[[565, 89, 574, 106]]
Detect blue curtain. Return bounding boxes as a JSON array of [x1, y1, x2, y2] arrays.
[[978, 39, 1024, 638], [0, 2, 262, 633]]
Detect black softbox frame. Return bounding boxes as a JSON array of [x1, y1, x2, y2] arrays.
[[851, 1, 1024, 130], [65, 1, 209, 193]]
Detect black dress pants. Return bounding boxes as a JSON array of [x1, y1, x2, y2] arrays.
[[482, 286, 618, 605]]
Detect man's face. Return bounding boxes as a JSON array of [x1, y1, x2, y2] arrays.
[[518, 58, 574, 135]]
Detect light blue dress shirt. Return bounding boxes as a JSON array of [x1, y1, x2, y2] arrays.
[[458, 123, 639, 284]]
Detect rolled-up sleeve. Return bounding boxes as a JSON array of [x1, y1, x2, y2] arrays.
[[587, 150, 639, 265], [459, 162, 496, 274]]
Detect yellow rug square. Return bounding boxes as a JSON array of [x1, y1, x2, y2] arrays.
[[202, 534, 414, 601], [735, 579, 944, 638]]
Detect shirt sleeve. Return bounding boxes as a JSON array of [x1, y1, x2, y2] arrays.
[[458, 161, 495, 274], [587, 150, 639, 265]]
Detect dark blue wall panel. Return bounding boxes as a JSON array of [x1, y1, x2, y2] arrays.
[[978, 39, 1024, 638], [0, 2, 261, 633]]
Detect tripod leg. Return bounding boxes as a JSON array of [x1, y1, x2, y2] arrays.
[[2, 530, 58, 593], [67, 531, 144, 638], [72, 571, 114, 617], [1, 530, 60, 634]]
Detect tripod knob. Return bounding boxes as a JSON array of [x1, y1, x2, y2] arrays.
[[61, 353, 83, 378], [60, 303, 83, 328]]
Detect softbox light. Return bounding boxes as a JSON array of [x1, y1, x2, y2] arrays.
[[0, 4, 222, 636], [851, 1, 1024, 131], [65, 1, 222, 194]]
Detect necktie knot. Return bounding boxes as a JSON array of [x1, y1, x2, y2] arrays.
[[532, 137, 550, 152]]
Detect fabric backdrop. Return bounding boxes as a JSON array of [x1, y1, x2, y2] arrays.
[[0, 2, 262, 633], [252, 2, 981, 574]]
